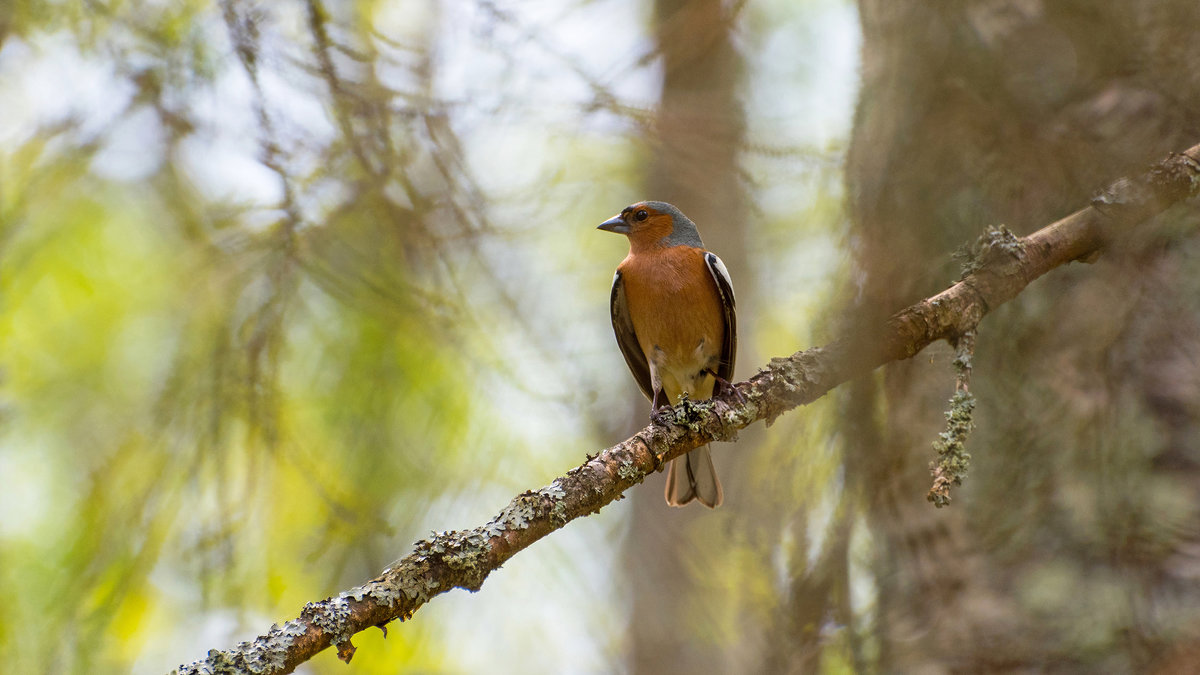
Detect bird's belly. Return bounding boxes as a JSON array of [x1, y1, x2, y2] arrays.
[[618, 246, 725, 405], [648, 344, 716, 404], [633, 298, 722, 404]]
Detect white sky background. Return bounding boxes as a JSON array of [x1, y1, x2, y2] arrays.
[[0, 0, 860, 672]]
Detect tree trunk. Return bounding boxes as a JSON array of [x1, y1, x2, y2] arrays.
[[845, 1, 1200, 671]]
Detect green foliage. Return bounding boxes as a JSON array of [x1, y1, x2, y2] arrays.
[[0, 3, 629, 671]]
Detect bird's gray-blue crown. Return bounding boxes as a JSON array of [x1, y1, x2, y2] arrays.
[[643, 201, 704, 248]]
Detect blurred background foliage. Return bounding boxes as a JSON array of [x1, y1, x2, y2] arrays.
[[3, 1, 1200, 674], [0, 1, 851, 672]]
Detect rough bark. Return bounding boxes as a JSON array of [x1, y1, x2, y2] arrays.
[[172, 143, 1200, 675]]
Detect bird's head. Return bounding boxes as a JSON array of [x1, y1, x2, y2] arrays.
[[598, 201, 704, 251]]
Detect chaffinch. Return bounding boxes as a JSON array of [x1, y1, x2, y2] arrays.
[[599, 201, 737, 508]]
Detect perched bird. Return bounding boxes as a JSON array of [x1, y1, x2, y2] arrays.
[[599, 201, 737, 508]]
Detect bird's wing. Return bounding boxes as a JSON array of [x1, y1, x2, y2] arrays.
[[704, 252, 737, 382], [610, 270, 654, 401]]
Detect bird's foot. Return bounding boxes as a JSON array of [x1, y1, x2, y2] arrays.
[[649, 388, 673, 426], [650, 403, 674, 427], [708, 370, 746, 405], [650, 392, 695, 426]]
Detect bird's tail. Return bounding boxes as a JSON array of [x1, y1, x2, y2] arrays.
[[665, 444, 723, 508]]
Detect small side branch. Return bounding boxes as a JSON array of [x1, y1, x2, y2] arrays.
[[173, 144, 1200, 674], [928, 332, 977, 507]]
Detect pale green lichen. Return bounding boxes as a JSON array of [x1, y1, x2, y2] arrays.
[[928, 333, 978, 508], [478, 482, 569, 535], [541, 481, 569, 524], [550, 499, 568, 525], [389, 563, 435, 610], [540, 482, 566, 500], [414, 530, 489, 579], [361, 579, 403, 607], [617, 458, 644, 482], [928, 390, 976, 508], [673, 395, 711, 432], [397, 568, 428, 603], [491, 492, 542, 531], [303, 596, 354, 651]]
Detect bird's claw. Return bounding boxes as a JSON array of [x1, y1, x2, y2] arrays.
[[709, 370, 746, 405], [650, 405, 674, 427]]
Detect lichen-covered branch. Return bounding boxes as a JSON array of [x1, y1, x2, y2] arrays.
[[928, 331, 977, 507], [172, 144, 1200, 675]]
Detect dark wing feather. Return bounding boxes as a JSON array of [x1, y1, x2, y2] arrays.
[[610, 270, 654, 401], [704, 252, 737, 381]]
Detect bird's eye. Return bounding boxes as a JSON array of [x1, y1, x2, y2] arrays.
[[634, 209, 649, 221]]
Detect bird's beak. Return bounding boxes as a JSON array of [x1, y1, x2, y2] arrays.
[[597, 215, 631, 235]]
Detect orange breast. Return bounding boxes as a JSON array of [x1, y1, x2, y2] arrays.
[[617, 246, 725, 396]]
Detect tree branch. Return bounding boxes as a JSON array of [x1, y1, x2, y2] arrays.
[[172, 144, 1200, 675]]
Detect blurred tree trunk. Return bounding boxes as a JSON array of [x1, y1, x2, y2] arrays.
[[625, 1, 747, 673], [844, 1, 1200, 672]]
